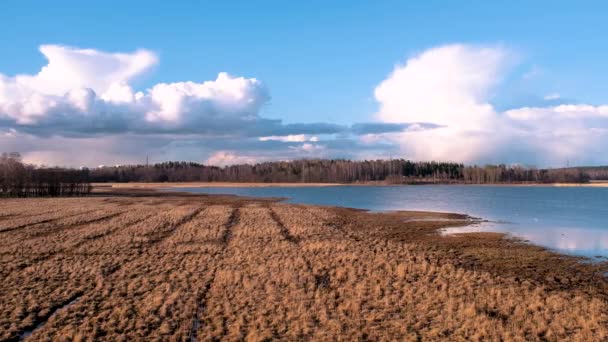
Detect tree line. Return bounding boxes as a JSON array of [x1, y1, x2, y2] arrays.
[[0, 153, 91, 197], [88, 159, 596, 184], [564, 166, 608, 181], [88, 160, 463, 183], [461, 165, 591, 184], [3, 151, 602, 198]]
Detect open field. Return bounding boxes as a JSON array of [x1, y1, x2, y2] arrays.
[[1, 193, 607, 341]]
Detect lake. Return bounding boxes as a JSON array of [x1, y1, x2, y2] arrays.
[[178, 185, 608, 258]]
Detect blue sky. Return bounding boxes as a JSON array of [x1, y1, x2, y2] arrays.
[[1, 1, 608, 166]]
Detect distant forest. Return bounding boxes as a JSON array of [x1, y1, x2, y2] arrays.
[[88, 159, 598, 184], [2, 152, 605, 197], [0, 153, 91, 197]]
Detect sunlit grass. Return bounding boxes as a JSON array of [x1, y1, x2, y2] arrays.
[[0, 196, 606, 341]]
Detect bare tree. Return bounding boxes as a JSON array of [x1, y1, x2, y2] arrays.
[[0, 152, 92, 197]]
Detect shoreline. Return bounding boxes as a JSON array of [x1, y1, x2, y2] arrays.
[[1, 189, 607, 339], [93, 181, 608, 188], [93, 182, 344, 188], [98, 184, 606, 261], [94, 184, 608, 261]]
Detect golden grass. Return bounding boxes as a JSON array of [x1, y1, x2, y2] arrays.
[[0, 196, 606, 341]]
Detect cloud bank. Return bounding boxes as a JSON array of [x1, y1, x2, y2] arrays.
[[2, 43, 607, 167], [374, 44, 608, 166], [0, 45, 423, 166], [0, 45, 272, 136]]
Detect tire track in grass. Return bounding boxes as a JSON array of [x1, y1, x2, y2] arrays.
[[0, 209, 128, 275], [267, 205, 323, 282], [267, 205, 326, 291], [142, 207, 205, 246], [221, 207, 240, 246], [1, 210, 128, 260], [9, 207, 204, 341], [15, 293, 84, 342], [3, 212, 156, 273], [108, 206, 205, 276], [200, 204, 328, 340], [190, 206, 240, 342], [0, 208, 58, 221], [68, 212, 156, 251], [23, 211, 127, 239], [267, 206, 301, 245], [0, 209, 101, 234]]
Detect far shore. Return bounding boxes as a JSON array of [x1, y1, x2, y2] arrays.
[[93, 181, 608, 188], [93, 182, 344, 188]]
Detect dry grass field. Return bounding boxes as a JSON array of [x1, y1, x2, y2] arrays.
[[1, 193, 607, 341]]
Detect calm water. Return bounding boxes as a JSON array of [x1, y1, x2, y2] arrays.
[[179, 185, 608, 258]]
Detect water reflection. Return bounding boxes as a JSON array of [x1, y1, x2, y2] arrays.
[[443, 222, 608, 258]]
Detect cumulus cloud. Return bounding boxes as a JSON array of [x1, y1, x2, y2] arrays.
[[0, 45, 155, 125], [204, 142, 328, 166], [374, 44, 508, 162], [373, 44, 608, 166], [289, 143, 326, 153], [0, 45, 426, 166], [5, 43, 603, 167], [0, 45, 274, 136], [259, 135, 319, 142], [502, 104, 608, 165], [203, 145, 324, 167], [0, 45, 430, 141], [204, 151, 260, 167]]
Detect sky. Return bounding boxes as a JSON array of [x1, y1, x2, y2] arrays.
[[1, 1, 607, 167]]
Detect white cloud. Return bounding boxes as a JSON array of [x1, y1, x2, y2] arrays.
[[0, 45, 269, 135], [4, 43, 608, 168], [374, 44, 508, 162], [258, 134, 319, 142], [375, 44, 506, 127], [0, 45, 156, 125], [101, 82, 138, 104], [503, 104, 608, 165], [16, 44, 157, 96], [144, 72, 268, 124], [373, 44, 608, 166], [543, 93, 561, 101], [204, 151, 260, 166], [203, 142, 330, 167], [288, 143, 325, 153], [506, 104, 608, 121], [0, 44, 415, 167]]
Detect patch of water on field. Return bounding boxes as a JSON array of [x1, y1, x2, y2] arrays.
[[442, 220, 608, 259]]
